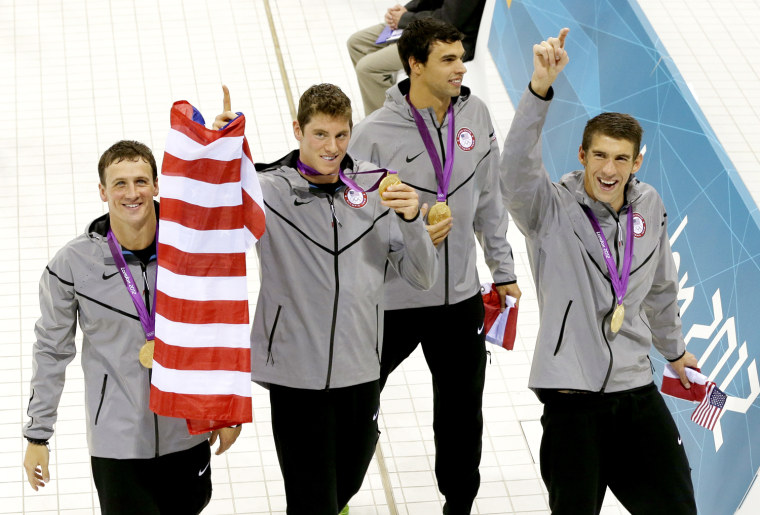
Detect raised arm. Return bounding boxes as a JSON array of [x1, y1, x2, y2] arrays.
[[500, 28, 570, 238]]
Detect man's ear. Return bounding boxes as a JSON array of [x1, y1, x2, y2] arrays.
[[293, 120, 303, 141], [631, 151, 643, 174], [98, 182, 107, 202], [409, 56, 422, 76], [577, 144, 586, 166]]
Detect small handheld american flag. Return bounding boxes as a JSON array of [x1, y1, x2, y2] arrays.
[[690, 381, 727, 431]]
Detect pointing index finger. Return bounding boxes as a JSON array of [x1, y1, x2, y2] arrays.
[[222, 85, 231, 113], [558, 27, 569, 48]]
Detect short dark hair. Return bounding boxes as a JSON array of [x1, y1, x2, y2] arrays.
[[582, 113, 644, 159], [297, 83, 353, 130], [97, 140, 157, 184], [397, 18, 464, 75]]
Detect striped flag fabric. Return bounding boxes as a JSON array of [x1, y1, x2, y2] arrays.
[[150, 101, 265, 434], [660, 364, 709, 403], [690, 381, 728, 431]]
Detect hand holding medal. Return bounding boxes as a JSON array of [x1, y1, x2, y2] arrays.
[[378, 172, 421, 221]]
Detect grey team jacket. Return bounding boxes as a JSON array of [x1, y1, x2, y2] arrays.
[[349, 79, 516, 310], [250, 151, 438, 390], [24, 205, 208, 458], [501, 87, 686, 395]]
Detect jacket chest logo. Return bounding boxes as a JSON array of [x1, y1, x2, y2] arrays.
[[456, 127, 475, 151], [344, 188, 367, 208], [632, 212, 646, 238]]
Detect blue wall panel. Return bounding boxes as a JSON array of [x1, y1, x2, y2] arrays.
[[489, 1, 760, 512]]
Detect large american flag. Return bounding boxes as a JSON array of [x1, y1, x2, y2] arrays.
[[150, 101, 265, 434], [690, 381, 728, 431]]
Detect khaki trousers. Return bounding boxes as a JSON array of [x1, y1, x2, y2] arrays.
[[347, 23, 404, 116]]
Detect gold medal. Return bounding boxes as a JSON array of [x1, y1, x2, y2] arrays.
[[610, 304, 625, 333], [139, 339, 155, 369], [427, 201, 452, 225], [378, 174, 402, 199]]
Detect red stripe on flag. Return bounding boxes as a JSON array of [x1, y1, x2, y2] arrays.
[[154, 338, 251, 372], [150, 386, 252, 430], [170, 102, 245, 144], [162, 153, 242, 184], [160, 198, 244, 231], [156, 291, 249, 325], [242, 190, 266, 239], [158, 243, 246, 277]]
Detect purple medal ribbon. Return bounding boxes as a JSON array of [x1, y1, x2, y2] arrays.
[[106, 228, 157, 340], [406, 96, 455, 203], [296, 159, 396, 193], [581, 205, 634, 307]]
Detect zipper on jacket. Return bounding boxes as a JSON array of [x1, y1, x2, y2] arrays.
[[267, 306, 283, 365], [434, 119, 451, 305], [325, 195, 341, 389], [94, 374, 108, 425], [599, 289, 617, 393], [553, 301, 573, 356]]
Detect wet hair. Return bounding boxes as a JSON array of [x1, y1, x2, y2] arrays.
[[97, 140, 157, 184], [397, 18, 464, 75], [297, 83, 353, 129], [582, 113, 644, 159]]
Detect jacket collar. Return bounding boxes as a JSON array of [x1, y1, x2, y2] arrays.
[[561, 170, 643, 217], [88, 200, 161, 238], [387, 78, 470, 123], [255, 149, 356, 175]]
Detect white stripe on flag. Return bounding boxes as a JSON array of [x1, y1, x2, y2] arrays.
[[157, 266, 248, 301], [160, 175, 243, 207], [241, 156, 264, 205], [159, 220, 246, 254], [165, 129, 244, 161], [152, 361, 252, 396], [663, 364, 708, 385], [155, 314, 250, 348]]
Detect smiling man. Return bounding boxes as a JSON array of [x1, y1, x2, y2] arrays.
[[23, 141, 240, 514], [501, 29, 697, 514], [349, 18, 521, 515], [214, 83, 438, 514]]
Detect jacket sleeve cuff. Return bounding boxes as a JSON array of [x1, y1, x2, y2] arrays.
[[396, 210, 420, 223], [25, 437, 49, 446], [528, 81, 554, 101], [494, 280, 517, 286], [666, 350, 687, 363]]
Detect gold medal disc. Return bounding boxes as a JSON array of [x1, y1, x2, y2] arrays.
[[378, 174, 402, 199], [427, 202, 452, 225], [139, 339, 155, 369], [610, 304, 625, 333]]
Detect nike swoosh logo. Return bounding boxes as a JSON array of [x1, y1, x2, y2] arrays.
[[406, 151, 424, 163], [294, 199, 312, 206], [198, 461, 210, 476], [477, 323, 485, 334], [102, 271, 119, 280], [678, 437, 682, 446]]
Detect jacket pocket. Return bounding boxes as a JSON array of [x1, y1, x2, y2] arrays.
[[94, 374, 108, 425], [554, 300, 573, 356], [266, 305, 282, 365]]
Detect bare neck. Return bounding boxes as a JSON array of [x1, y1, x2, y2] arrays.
[[408, 83, 450, 124], [110, 213, 157, 251]]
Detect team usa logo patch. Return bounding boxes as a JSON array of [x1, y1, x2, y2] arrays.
[[456, 127, 475, 151], [632, 212, 646, 238], [344, 188, 367, 209]]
